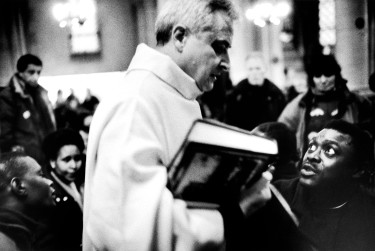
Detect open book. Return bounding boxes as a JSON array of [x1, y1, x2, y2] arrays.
[[167, 119, 278, 208]]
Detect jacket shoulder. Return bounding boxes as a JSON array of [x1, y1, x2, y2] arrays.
[[0, 85, 13, 96], [0, 86, 16, 107], [264, 79, 283, 93], [0, 231, 19, 251]]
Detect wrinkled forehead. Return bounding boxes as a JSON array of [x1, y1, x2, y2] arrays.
[[316, 129, 352, 146]]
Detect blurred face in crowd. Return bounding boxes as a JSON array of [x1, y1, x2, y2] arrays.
[[68, 99, 79, 110], [246, 57, 266, 86], [313, 74, 336, 94], [51, 145, 83, 182], [300, 129, 355, 188], [21, 156, 55, 210], [19, 64, 42, 87], [183, 12, 233, 92]]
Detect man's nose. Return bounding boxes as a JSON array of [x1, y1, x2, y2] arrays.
[[32, 74, 40, 81], [219, 61, 230, 73], [70, 161, 79, 170], [45, 177, 54, 187], [218, 51, 230, 73], [319, 76, 328, 82], [307, 149, 321, 162]]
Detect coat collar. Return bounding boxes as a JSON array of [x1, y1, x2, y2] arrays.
[[127, 43, 203, 100], [9, 74, 46, 99], [10, 74, 28, 98]]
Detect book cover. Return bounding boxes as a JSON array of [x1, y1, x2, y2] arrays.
[[167, 119, 278, 208]]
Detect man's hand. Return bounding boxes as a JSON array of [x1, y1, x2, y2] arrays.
[[238, 170, 273, 218]]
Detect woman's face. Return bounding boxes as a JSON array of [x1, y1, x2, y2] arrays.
[[50, 144, 82, 182], [313, 74, 336, 94]]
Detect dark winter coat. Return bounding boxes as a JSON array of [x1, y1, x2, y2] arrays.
[[0, 75, 56, 164], [226, 78, 286, 131]]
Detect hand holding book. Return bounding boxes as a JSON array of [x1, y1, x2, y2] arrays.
[[239, 168, 273, 218]]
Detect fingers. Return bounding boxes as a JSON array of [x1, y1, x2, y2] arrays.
[[262, 170, 273, 182], [239, 170, 273, 217]]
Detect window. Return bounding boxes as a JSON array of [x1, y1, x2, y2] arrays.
[[319, 0, 336, 51]]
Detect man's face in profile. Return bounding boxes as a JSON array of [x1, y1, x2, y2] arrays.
[[19, 64, 42, 87], [182, 12, 233, 92], [299, 129, 355, 188], [246, 57, 266, 86], [21, 156, 56, 209]]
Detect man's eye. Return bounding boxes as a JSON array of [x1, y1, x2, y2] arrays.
[[211, 41, 226, 54], [308, 143, 317, 152], [325, 148, 336, 157]]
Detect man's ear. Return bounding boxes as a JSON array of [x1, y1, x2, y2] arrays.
[[10, 177, 27, 197], [171, 25, 188, 52]]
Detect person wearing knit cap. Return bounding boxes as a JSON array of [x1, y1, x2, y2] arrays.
[[278, 51, 372, 154]]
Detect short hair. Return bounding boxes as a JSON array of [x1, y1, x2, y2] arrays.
[[42, 129, 85, 161], [0, 152, 30, 191], [244, 51, 267, 72], [16, 54, 43, 72], [253, 122, 299, 164], [155, 0, 238, 45], [324, 120, 374, 166]]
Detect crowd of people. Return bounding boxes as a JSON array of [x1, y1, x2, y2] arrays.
[[0, 0, 375, 250]]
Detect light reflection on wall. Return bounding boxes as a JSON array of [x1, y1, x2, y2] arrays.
[[39, 71, 125, 105]]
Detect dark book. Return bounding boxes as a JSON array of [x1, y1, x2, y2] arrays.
[[167, 119, 316, 250], [167, 119, 278, 208]]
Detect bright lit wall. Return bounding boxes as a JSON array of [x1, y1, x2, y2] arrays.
[[39, 71, 125, 105], [27, 0, 138, 76]]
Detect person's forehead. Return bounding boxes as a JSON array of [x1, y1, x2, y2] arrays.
[[25, 64, 42, 71], [58, 144, 80, 155], [317, 129, 352, 146]]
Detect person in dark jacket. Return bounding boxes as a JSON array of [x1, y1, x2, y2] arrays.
[[274, 120, 375, 251], [0, 54, 56, 165], [41, 128, 85, 251], [226, 52, 286, 131], [0, 152, 55, 251], [278, 52, 372, 154]]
